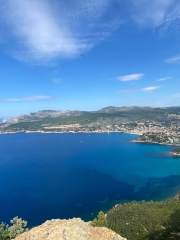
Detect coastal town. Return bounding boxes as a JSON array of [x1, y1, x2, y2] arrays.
[[0, 109, 180, 147]]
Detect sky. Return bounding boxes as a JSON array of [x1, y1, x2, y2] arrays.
[[0, 0, 180, 118]]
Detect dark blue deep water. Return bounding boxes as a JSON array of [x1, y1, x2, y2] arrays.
[[0, 132, 180, 227]]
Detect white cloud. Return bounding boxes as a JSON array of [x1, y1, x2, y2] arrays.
[[2, 95, 51, 102], [156, 77, 171, 81], [142, 86, 162, 91], [165, 56, 180, 64], [116, 73, 144, 82], [0, 0, 121, 65], [130, 0, 176, 28], [158, 2, 180, 37], [52, 78, 62, 84], [3, 0, 89, 63], [116, 85, 162, 94]]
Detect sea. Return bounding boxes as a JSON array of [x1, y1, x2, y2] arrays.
[[0, 132, 180, 227]]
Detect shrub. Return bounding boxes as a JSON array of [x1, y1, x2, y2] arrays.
[[8, 217, 28, 239], [0, 222, 10, 240], [91, 211, 108, 227]]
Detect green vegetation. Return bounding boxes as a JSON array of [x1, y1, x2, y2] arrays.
[[1, 106, 180, 135], [0, 217, 28, 240], [124, 123, 138, 127], [91, 211, 108, 227], [106, 197, 180, 240], [0, 223, 9, 240]]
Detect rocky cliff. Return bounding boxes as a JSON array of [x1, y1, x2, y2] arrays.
[[14, 218, 126, 240]]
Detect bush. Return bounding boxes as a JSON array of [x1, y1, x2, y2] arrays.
[[91, 211, 108, 227], [8, 217, 28, 239], [0, 222, 10, 240], [0, 217, 28, 240]]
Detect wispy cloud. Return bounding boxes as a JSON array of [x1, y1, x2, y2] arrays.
[[52, 78, 62, 84], [142, 86, 162, 91], [116, 89, 140, 94], [156, 77, 171, 81], [2, 95, 51, 102], [1, 0, 179, 65], [158, 2, 180, 36], [130, 0, 176, 28], [117, 85, 162, 94], [165, 56, 180, 64], [116, 73, 144, 82], [0, 0, 121, 65]]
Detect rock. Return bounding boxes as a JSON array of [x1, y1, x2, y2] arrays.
[[14, 218, 126, 240]]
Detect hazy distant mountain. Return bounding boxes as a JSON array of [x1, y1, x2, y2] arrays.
[[97, 106, 158, 113], [2, 110, 84, 124]]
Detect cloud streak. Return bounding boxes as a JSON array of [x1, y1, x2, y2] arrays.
[[116, 73, 144, 82], [165, 56, 180, 64], [142, 86, 162, 91], [156, 77, 171, 81], [2, 95, 51, 102], [117, 86, 162, 94]]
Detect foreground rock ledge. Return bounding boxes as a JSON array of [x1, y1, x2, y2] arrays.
[[14, 218, 126, 240]]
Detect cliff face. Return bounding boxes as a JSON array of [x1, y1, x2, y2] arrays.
[[14, 218, 126, 240]]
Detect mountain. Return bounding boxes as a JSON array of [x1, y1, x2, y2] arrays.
[[1, 106, 180, 136], [2, 110, 84, 124], [97, 106, 156, 113]]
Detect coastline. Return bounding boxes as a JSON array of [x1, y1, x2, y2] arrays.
[[132, 139, 180, 147], [0, 130, 141, 135], [171, 153, 180, 157]]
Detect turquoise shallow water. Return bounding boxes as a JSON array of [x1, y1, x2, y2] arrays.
[[0, 132, 179, 226]]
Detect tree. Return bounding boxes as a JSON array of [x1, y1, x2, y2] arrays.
[[91, 211, 108, 227], [8, 217, 28, 239], [0, 222, 10, 240]]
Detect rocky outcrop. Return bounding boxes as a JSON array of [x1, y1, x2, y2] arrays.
[[172, 148, 180, 157], [14, 218, 126, 240]]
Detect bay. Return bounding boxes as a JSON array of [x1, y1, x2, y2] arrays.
[[0, 132, 179, 227]]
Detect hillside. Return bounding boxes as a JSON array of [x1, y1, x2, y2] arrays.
[[107, 197, 180, 240], [0, 106, 180, 146]]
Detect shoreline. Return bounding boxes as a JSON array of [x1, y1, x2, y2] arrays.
[[132, 139, 180, 147], [0, 130, 141, 135]]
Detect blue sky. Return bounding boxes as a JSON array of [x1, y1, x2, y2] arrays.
[[0, 0, 180, 118]]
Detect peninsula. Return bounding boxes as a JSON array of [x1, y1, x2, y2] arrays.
[[172, 148, 180, 157]]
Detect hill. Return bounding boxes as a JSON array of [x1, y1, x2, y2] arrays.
[[0, 106, 180, 146], [107, 197, 180, 240]]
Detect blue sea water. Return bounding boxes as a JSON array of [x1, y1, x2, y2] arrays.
[[0, 132, 180, 227]]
